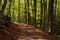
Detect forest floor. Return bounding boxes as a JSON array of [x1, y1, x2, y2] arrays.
[[13, 22, 60, 40], [0, 19, 60, 40]]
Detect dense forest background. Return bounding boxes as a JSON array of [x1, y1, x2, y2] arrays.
[[0, 0, 60, 37]]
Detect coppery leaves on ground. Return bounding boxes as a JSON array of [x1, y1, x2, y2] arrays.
[[0, 20, 60, 40]]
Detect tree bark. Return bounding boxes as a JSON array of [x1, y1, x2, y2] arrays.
[[24, 0, 28, 24], [18, 0, 20, 22], [7, 0, 12, 17], [34, 0, 36, 27], [27, 0, 31, 25], [48, 0, 54, 35], [0, 0, 7, 15], [40, 0, 43, 30]]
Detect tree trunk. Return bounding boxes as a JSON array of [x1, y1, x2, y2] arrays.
[[42, 0, 47, 32], [34, 0, 36, 28], [24, 0, 28, 24], [0, 0, 7, 15], [7, 0, 12, 17], [12, 0, 15, 22], [40, 0, 43, 30], [0, 0, 2, 5], [27, 0, 31, 25], [18, 0, 20, 22], [48, 0, 54, 35]]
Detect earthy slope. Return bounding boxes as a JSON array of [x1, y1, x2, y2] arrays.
[[0, 19, 60, 40]]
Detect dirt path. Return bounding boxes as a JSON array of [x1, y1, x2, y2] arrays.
[[13, 22, 60, 40], [0, 21, 60, 40]]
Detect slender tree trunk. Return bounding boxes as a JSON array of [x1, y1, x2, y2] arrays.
[[0, 0, 2, 10], [12, 0, 15, 22], [42, 0, 47, 32], [7, 0, 12, 17], [48, 0, 54, 35], [32, 0, 34, 25], [55, 0, 57, 20], [0, 0, 2, 5], [18, 0, 20, 22], [54, 0, 57, 18], [34, 0, 36, 27], [0, 0, 7, 15], [40, 0, 43, 30], [24, 0, 27, 24], [31, 0, 33, 25], [27, 0, 31, 25]]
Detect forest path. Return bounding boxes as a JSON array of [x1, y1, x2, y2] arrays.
[[0, 21, 59, 40], [13, 22, 59, 40]]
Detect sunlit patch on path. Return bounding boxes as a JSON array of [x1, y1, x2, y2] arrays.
[[18, 39, 46, 40]]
